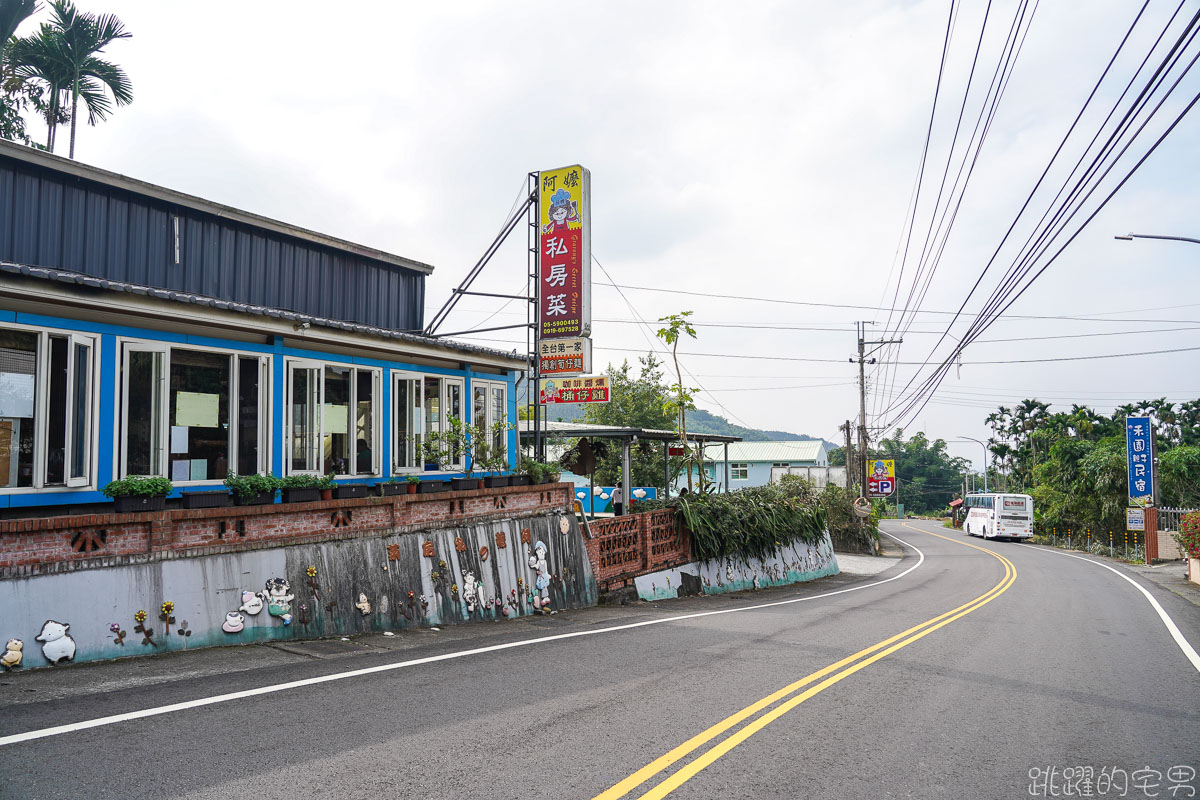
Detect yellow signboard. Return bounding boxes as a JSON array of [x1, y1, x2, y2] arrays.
[[867, 459, 895, 498]]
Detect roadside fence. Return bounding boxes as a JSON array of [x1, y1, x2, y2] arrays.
[[1043, 527, 1146, 563], [583, 509, 692, 590]]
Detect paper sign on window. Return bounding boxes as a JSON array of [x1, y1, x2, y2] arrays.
[[323, 404, 349, 435], [0, 373, 36, 418], [175, 391, 219, 427]]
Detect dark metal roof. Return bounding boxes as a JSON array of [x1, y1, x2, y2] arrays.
[[1, 261, 524, 364], [0, 140, 434, 274], [0, 140, 430, 331]]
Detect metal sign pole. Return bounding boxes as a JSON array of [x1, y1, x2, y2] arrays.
[[528, 170, 543, 462]]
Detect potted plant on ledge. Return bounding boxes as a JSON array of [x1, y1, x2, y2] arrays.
[[103, 476, 174, 513], [375, 477, 407, 497], [445, 417, 478, 491], [224, 472, 280, 506], [479, 429, 511, 489], [281, 474, 323, 503], [419, 432, 450, 493], [181, 487, 232, 509]]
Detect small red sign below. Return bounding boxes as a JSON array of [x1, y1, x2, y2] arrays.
[[668, 446, 686, 456], [540, 376, 610, 405]]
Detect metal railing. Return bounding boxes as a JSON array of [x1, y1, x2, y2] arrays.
[[1043, 527, 1147, 563], [1157, 507, 1199, 534]]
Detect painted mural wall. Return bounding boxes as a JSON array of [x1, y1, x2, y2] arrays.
[[0, 512, 596, 670], [633, 533, 838, 601]]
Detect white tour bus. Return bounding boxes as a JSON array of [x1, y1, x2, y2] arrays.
[[963, 493, 1034, 540]]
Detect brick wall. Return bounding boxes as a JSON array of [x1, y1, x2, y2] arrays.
[[0, 483, 572, 578], [584, 509, 691, 590]]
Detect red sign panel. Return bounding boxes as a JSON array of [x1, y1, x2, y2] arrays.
[[538, 165, 591, 340], [539, 377, 610, 405]]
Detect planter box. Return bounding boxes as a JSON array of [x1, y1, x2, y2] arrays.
[[283, 487, 321, 503], [510, 475, 531, 487], [1190, 557, 1200, 587], [334, 484, 370, 499], [113, 495, 167, 513], [450, 477, 478, 491], [484, 476, 510, 488], [234, 491, 276, 506], [181, 491, 231, 509], [418, 480, 447, 494], [375, 482, 407, 497]]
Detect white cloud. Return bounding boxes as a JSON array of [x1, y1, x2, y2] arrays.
[[15, 0, 1198, 463]]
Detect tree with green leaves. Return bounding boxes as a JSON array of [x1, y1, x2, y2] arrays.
[[0, 0, 38, 146], [577, 354, 685, 488], [656, 311, 699, 492], [7, 0, 131, 156]]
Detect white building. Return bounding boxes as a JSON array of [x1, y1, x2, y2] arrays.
[[680, 440, 830, 491]]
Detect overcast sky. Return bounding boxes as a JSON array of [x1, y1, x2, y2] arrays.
[[16, 0, 1200, 467]]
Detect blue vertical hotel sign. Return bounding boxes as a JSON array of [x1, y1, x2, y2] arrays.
[[1126, 416, 1155, 505]]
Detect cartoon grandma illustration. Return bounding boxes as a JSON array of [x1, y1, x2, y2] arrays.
[[541, 188, 579, 233]]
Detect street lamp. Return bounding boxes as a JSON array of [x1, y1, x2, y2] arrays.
[[958, 435, 989, 493], [1114, 232, 1200, 245]]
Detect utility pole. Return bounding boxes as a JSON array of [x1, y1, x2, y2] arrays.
[[851, 322, 901, 499], [840, 420, 854, 494]]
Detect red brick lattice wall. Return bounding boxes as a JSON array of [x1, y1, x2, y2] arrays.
[[0, 484, 573, 578], [585, 509, 691, 589]]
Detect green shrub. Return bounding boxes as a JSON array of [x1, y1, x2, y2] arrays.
[[223, 472, 280, 500], [280, 474, 324, 489], [406, 475, 422, 485], [674, 482, 827, 562], [101, 476, 173, 498]]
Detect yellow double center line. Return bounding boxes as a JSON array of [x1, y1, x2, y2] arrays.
[[593, 526, 1017, 800]]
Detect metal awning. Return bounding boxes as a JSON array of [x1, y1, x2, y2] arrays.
[[518, 420, 741, 443], [519, 421, 741, 502]]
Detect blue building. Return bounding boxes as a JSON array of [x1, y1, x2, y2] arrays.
[[0, 140, 524, 514]]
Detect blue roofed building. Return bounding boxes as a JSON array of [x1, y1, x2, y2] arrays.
[[0, 140, 525, 514]]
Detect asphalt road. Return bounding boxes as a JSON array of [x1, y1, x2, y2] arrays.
[[2, 519, 1198, 799]]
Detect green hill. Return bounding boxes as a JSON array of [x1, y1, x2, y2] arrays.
[[541, 402, 834, 449]]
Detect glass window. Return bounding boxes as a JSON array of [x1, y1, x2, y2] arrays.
[[356, 369, 374, 475], [395, 372, 470, 473], [236, 356, 261, 476], [124, 348, 166, 477], [423, 376, 440, 467], [0, 329, 38, 488], [169, 349, 231, 482], [392, 375, 418, 471], [123, 343, 268, 481], [1, 328, 96, 490], [323, 365, 351, 475], [69, 340, 91, 484], [468, 379, 508, 472], [731, 463, 749, 480], [290, 363, 320, 473], [286, 360, 378, 476], [491, 386, 506, 462]]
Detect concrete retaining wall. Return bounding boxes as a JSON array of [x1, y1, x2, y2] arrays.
[[0, 510, 596, 670], [633, 533, 837, 601]]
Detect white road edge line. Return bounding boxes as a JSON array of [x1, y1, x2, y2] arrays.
[[1017, 543, 1200, 674], [0, 534, 924, 748]]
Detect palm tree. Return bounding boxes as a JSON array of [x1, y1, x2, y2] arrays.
[[0, 0, 37, 47], [7, 27, 71, 150], [9, 1, 131, 157]]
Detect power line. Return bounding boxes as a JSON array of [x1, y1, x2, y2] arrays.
[[881, 6, 1200, 430]]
